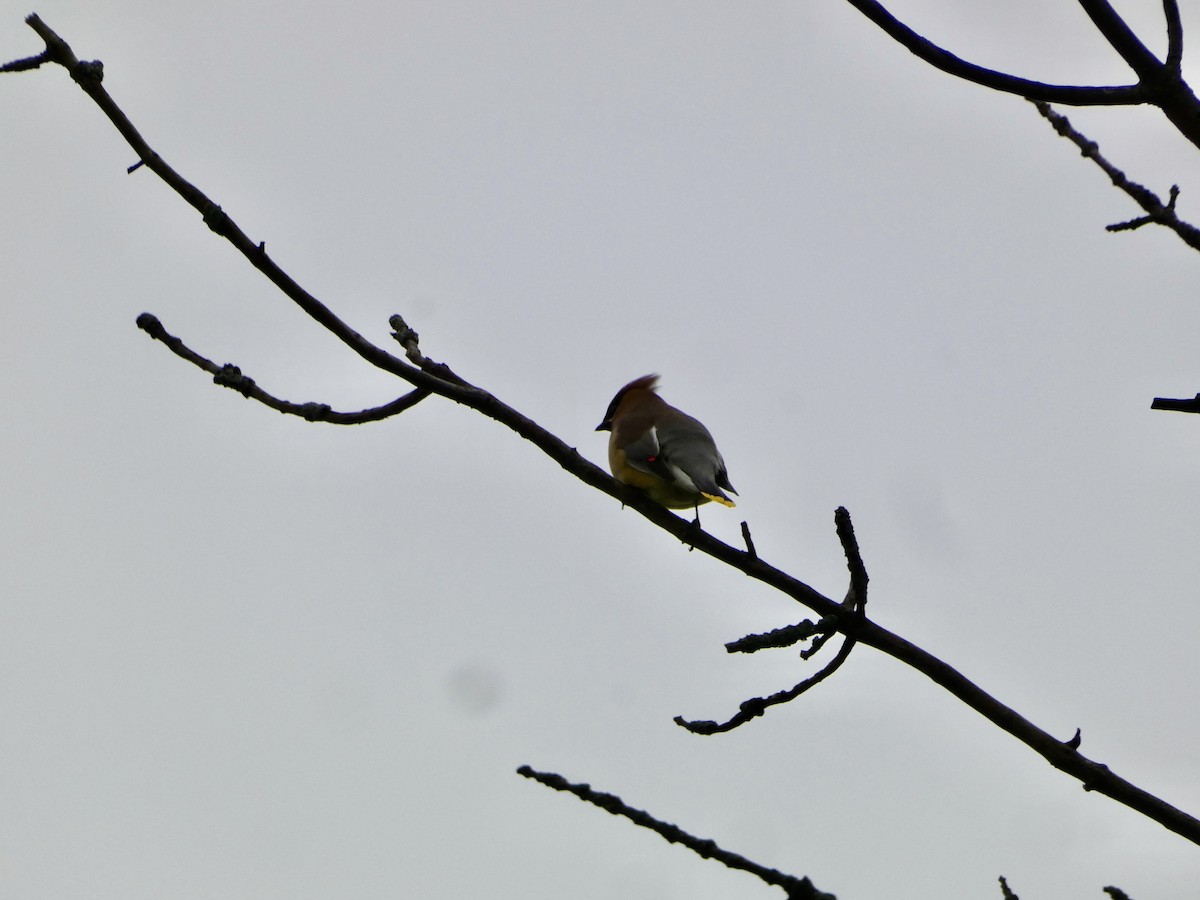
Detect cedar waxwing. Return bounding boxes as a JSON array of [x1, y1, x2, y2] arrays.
[[596, 374, 737, 510]]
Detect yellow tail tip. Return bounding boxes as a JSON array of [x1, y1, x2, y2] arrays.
[[703, 493, 736, 508]]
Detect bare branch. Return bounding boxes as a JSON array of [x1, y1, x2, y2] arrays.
[[725, 618, 833, 654], [19, 13, 1200, 848], [19, 15, 457, 402], [135, 313, 431, 423], [516, 765, 835, 900], [841, 0, 1145, 106], [999, 875, 1020, 900], [1031, 101, 1200, 251], [676, 508, 869, 735], [844, 1, 1200, 151]]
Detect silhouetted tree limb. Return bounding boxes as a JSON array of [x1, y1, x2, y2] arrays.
[[8, 9, 1200, 851], [135, 313, 432, 424], [676, 507, 868, 735], [843, 1, 1200, 416], [0, 45, 49, 72], [843, 0, 1200, 151], [1030, 101, 1200, 251], [675, 620, 858, 735], [725, 617, 833, 654], [1029, 97, 1200, 415], [516, 765, 835, 900]]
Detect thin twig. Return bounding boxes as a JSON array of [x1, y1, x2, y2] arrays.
[[1164, 0, 1184, 73], [676, 509, 869, 734], [675, 633, 858, 734], [725, 618, 833, 654], [1032, 101, 1200, 251], [1151, 393, 1200, 413], [136, 313, 431, 423], [516, 766, 835, 900], [0, 48, 51, 72], [740, 520, 758, 559]]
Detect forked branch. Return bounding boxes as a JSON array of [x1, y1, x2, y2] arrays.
[[1031, 101, 1200, 251], [844, 0, 1200, 150], [676, 507, 868, 735]]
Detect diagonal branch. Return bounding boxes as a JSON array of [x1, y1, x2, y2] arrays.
[[1031, 101, 1200, 252], [135, 313, 431, 423], [516, 765, 835, 900], [725, 617, 833, 654], [13, 13, 1200, 849], [675, 508, 868, 735], [16, 15, 454, 403]]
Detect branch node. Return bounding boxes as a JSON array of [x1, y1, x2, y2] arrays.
[[213, 363, 256, 397], [71, 58, 103, 85], [298, 402, 333, 422], [1107, 184, 1183, 232], [1064, 727, 1083, 750], [202, 202, 231, 236]]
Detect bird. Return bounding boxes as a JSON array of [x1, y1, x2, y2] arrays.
[[596, 374, 737, 511]]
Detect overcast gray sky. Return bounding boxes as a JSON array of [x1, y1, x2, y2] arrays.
[[3, 2, 1199, 898]]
